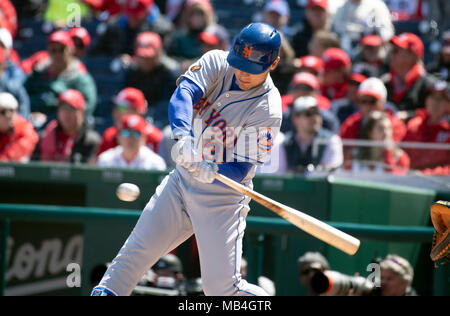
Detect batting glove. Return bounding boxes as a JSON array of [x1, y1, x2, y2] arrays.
[[172, 135, 198, 169], [190, 160, 219, 183]]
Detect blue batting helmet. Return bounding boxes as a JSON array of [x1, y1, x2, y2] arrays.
[[227, 23, 281, 75]]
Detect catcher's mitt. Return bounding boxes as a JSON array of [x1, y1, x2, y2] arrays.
[[430, 200, 450, 263]]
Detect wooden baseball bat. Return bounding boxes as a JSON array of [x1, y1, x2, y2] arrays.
[[215, 173, 360, 255]]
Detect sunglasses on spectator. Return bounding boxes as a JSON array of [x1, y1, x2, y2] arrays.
[[121, 129, 142, 139], [0, 108, 14, 116], [358, 98, 378, 105]]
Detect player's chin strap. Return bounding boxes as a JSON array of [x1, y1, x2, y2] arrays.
[[91, 286, 117, 296]]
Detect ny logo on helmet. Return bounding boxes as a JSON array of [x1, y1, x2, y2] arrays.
[[242, 44, 254, 59]]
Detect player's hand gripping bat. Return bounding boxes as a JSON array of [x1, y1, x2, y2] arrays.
[[215, 173, 360, 255]]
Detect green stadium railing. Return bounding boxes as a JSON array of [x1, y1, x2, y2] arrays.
[[0, 203, 447, 296], [0, 162, 448, 295]]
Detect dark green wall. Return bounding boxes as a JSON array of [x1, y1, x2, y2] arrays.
[[0, 162, 447, 296]]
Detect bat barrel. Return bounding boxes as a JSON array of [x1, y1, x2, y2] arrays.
[[215, 173, 360, 255]]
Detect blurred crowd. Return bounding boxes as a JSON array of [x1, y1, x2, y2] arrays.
[[0, 0, 448, 176]]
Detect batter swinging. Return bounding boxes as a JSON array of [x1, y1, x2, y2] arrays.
[[92, 22, 282, 296]]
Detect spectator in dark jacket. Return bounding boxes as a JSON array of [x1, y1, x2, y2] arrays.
[[33, 89, 100, 164], [275, 96, 343, 174], [123, 31, 179, 128]]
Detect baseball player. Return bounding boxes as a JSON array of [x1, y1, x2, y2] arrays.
[[91, 22, 282, 296]]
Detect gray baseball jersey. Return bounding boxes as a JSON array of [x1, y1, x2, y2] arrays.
[[96, 49, 282, 296]]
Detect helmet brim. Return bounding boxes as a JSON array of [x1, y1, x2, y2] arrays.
[[227, 51, 270, 75]]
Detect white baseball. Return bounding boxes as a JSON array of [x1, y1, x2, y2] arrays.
[[116, 183, 140, 202]]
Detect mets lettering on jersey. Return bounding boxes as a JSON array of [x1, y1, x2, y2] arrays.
[[178, 50, 282, 182]]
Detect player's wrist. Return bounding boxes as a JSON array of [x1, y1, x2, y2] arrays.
[[172, 127, 192, 141]]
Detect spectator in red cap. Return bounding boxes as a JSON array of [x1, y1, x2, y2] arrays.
[[340, 77, 407, 164], [97, 87, 163, 156], [33, 89, 100, 164], [291, 0, 332, 57], [198, 24, 230, 54], [24, 30, 97, 127], [352, 34, 389, 78], [282, 72, 323, 111], [403, 81, 450, 175], [293, 55, 324, 76], [0, 45, 30, 120], [280, 72, 339, 134], [428, 30, 450, 83], [97, 114, 166, 170], [348, 111, 410, 174], [0, 0, 17, 38], [69, 27, 91, 60], [167, 0, 218, 60], [90, 0, 174, 57], [21, 27, 91, 74], [332, 0, 394, 55], [320, 48, 351, 101], [381, 32, 437, 120], [124, 31, 180, 128], [0, 92, 38, 162]]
